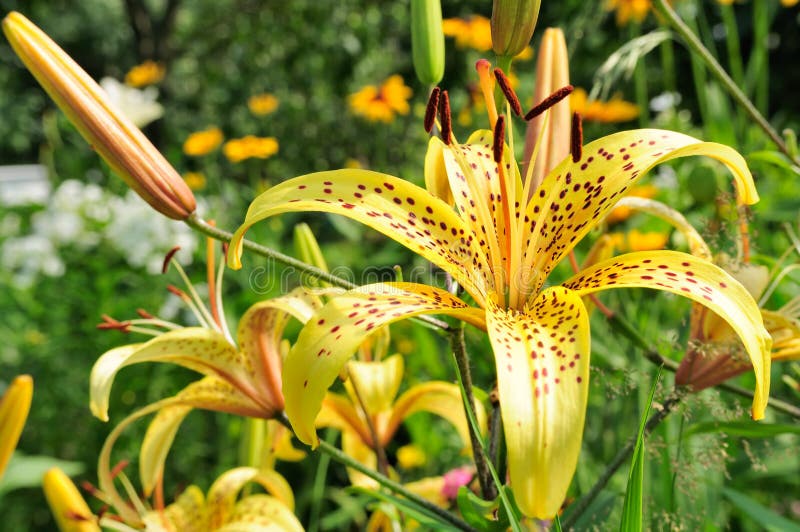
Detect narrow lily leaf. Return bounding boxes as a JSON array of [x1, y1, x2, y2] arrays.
[[206, 467, 295, 528], [563, 250, 771, 419], [686, 421, 800, 438], [619, 367, 661, 532], [351, 486, 462, 532], [521, 129, 758, 296], [139, 377, 264, 495], [456, 486, 508, 532], [227, 169, 492, 305], [220, 494, 304, 532], [387, 381, 487, 450], [487, 287, 591, 519], [282, 282, 484, 446], [722, 488, 800, 532]]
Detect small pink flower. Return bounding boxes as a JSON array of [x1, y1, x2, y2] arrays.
[[441, 466, 475, 500]]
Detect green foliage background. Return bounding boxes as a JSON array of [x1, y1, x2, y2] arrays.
[[1, 0, 799, 530]]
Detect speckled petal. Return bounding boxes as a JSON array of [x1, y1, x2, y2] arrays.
[[217, 494, 303, 532], [207, 467, 296, 528], [282, 282, 485, 447], [139, 377, 264, 495], [521, 129, 757, 297], [227, 169, 491, 305], [143, 485, 205, 531], [563, 250, 771, 419], [487, 287, 590, 519], [386, 381, 486, 451], [237, 288, 328, 415], [90, 328, 260, 422]]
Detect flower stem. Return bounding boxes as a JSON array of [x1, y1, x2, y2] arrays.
[[562, 390, 686, 529], [185, 213, 451, 331], [283, 416, 477, 532], [449, 323, 495, 501], [652, 0, 800, 167]]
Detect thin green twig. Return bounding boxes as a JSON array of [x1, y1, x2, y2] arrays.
[[652, 0, 800, 167]]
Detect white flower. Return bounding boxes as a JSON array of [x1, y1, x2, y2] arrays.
[[99, 77, 164, 128]]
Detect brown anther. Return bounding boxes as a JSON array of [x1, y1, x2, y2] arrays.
[[424, 86, 440, 133], [166, 284, 186, 298], [221, 242, 229, 256], [524, 84, 574, 120], [439, 89, 452, 145], [109, 460, 130, 479], [65, 510, 92, 522], [161, 246, 181, 274], [136, 308, 154, 319], [96, 315, 131, 332], [571, 112, 583, 163], [493, 68, 522, 116], [493, 115, 506, 164], [81, 481, 100, 496]]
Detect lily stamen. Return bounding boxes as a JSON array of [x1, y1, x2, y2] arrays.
[[475, 59, 498, 127], [524, 85, 574, 120], [424, 86, 440, 133], [493, 68, 522, 117], [571, 111, 583, 162], [493, 115, 506, 164], [438, 89, 452, 144]]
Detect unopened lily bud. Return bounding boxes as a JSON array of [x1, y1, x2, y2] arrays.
[[491, 0, 541, 59], [0, 375, 33, 480], [3, 12, 196, 220], [294, 222, 330, 287], [43, 468, 100, 532], [411, 0, 445, 85], [522, 27, 571, 195]]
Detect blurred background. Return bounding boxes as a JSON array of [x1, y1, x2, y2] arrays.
[[1, 0, 799, 529]]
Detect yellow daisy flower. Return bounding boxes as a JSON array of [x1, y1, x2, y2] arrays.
[[124, 60, 164, 87], [183, 127, 224, 156], [223, 135, 279, 163], [571, 87, 639, 123], [349, 75, 413, 123], [248, 93, 279, 116]]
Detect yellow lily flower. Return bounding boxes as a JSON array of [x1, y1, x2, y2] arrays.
[[228, 44, 770, 523], [0, 375, 33, 481], [89, 248, 321, 523], [317, 354, 486, 487]]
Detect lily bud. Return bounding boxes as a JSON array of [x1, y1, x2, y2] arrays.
[[411, 0, 445, 85], [491, 0, 541, 59], [0, 375, 33, 480], [43, 468, 100, 532], [294, 222, 330, 287], [522, 27, 571, 195], [3, 12, 196, 220]]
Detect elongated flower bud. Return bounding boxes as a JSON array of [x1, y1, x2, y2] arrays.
[[0, 375, 33, 480], [491, 0, 541, 59], [294, 222, 330, 287], [522, 27, 571, 196], [3, 12, 196, 220], [43, 468, 100, 532], [411, 0, 445, 85]]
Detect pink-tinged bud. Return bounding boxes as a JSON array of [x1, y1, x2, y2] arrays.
[[2, 12, 196, 220], [522, 28, 571, 196]]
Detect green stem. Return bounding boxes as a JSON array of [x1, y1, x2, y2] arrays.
[[653, 0, 800, 166], [719, 5, 744, 89], [631, 22, 649, 128], [307, 429, 336, 532], [305, 425, 477, 532], [659, 37, 677, 95], [750, 0, 770, 114], [184, 213, 450, 332], [449, 323, 496, 501], [562, 390, 686, 529]]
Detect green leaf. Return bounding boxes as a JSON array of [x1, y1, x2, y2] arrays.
[[686, 421, 800, 439], [351, 486, 462, 531], [746, 150, 800, 176], [723, 488, 800, 532], [0, 453, 85, 496], [619, 367, 662, 532], [456, 486, 508, 532]]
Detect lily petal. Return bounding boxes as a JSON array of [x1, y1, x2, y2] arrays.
[[487, 287, 590, 519], [386, 381, 487, 450], [237, 288, 328, 414], [521, 129, 757, 297], [345, 354, 405, 417], [227, 169, 490, 305], [283, 282, 484, 447], [139, 377, 264, 495], [0, 375, 33, 480], [218, 494, 304, 532], [90, 328, 262, 422], [563, 250, 771, 419], [143, 485, 205, 531], [206, 467, 296, 527]]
